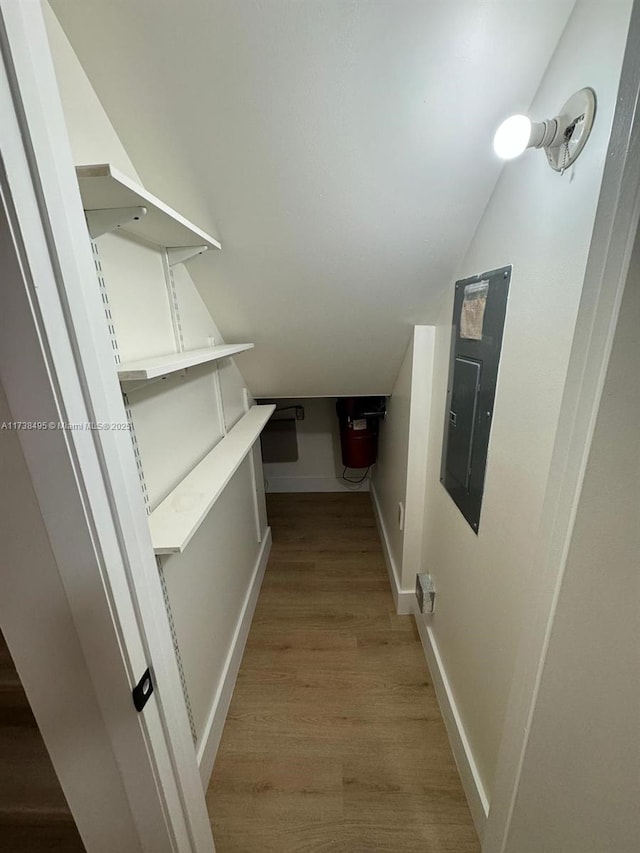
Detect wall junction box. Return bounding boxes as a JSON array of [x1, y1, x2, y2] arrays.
[[416, 573, 435, 614]]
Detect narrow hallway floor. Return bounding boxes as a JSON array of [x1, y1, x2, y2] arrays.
[[207, 493, 479, 853]]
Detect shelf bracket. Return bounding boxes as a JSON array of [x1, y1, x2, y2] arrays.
[[85, 206, 147, 239], [120, 376, 165, 395], [120, 368, 189, 396], [167, 245, 209, 266]]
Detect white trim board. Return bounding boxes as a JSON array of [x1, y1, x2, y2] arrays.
[[369, 480, 414, 615], [264, 475, 370, 493], [413, 606, 489, 837], [197, 528, 272, 788]]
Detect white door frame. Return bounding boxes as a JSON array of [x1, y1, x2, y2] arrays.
[[483, 1, 640, 849], [0, 2, 214, 851]]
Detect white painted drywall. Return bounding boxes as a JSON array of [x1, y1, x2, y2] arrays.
[[370, 326, 436, 610], [261, 397, 369, 492], [95, 232, 225, 509], [502, 224, 640, 853], [418, 0, 633, 803], [161, 456, 262, 743], [48, 0, 575, 397], [170, 262, 250, 431], [42, 2, 140, 181], [0, 381, 142, 852], [97, 231, 175, 362], [370, 339, 413, 586]]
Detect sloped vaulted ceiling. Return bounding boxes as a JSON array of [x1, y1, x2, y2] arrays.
[[51, 0, 575, 397]]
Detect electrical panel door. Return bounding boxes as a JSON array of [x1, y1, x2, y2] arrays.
[[447, 357, 481, 491], [441, 266, 511, 531]]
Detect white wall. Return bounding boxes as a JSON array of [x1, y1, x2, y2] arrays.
[[162, 466, 259, 718], [162, 456, 266, 767], [261, 397, 370, 492], [370, 341, 412, 590], [43, 2, 140, 180], [0, 381, 142, 852], [44, 0, 269, 789], [370, 327, 436, 611], [503, 217, 640, 853], [400, 327, 435, 589], [48, 0, 577, 401], [417, 0, 633, 814], [171, 262, 249, 430]]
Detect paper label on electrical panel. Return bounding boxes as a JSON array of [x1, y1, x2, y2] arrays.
[[352, 418, 367, 431], [460, 280, 489, 340]]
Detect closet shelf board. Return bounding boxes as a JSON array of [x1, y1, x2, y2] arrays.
[[75, 163, 221, 250], [117, 345, 254, 382], [149, 404, 275, 555]]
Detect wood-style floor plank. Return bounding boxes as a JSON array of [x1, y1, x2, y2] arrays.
[[0, 631, 85, 852], [207, 493, 479, 852]]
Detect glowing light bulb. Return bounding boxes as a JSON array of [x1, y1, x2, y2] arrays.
[[493, 114, 532, 160]]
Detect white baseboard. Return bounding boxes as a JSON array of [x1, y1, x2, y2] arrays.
[[413, 606, 489, 837], [265, 475, 369, 493], [197, 527, 272, 787], [369, 481, 414, 615]]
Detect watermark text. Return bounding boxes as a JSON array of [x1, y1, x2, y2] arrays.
[[1, 421, 132, 432]]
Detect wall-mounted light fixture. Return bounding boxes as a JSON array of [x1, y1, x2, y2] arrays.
[[493, 88, 596, 173]]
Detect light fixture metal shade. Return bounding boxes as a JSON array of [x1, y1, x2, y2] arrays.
[[544, 87, 596, 172]]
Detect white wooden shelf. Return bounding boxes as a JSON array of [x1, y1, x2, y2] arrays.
[[148, 404, 275, 555], [117, 344, 254, 382], [75, 163, 221, 250]]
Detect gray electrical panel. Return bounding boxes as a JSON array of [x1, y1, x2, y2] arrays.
[[441, 265, 511, 532]]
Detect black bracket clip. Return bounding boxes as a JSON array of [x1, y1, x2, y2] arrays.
[[132, 668, 154, 712]]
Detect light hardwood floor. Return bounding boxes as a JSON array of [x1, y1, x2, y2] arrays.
[[0, 630, 85, 852], [207, 493, 480, 853]]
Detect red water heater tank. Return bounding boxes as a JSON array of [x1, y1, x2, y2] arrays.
[[336, 397, 384, 468]]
